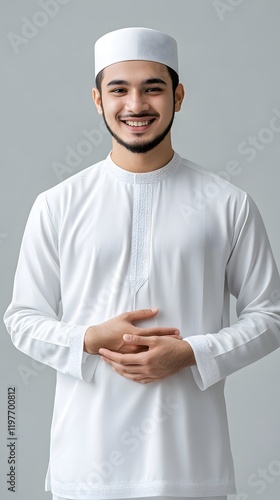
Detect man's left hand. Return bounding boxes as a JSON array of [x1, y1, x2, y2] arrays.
[[99, 335, 196, 383]]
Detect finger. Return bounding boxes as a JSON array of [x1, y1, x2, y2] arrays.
[[124, 308, 158, 323], [102, 357, 143, 374], [99, 347, 144, 365], [120, 345, 149, 354], [136, 327, 180, 337], [123, 334, 155, 346]]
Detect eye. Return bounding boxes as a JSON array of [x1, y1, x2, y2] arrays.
[[146, 87, 163, 93], [110, 88, 127, 94]]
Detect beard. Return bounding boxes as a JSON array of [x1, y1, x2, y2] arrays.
[[101, 106, 175, 154]]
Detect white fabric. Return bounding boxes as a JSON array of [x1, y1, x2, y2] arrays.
[[94, 27, 178, 77], [4, 152, 280, 499]]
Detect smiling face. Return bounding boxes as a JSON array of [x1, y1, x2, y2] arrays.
[[93, 60, 184, 156]]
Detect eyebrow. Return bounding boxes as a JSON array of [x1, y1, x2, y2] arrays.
[[106, 78, 167, 87]]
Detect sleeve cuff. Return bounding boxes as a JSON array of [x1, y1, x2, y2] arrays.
[[183, 336, 221, 390], [68, 326, 100, 382]]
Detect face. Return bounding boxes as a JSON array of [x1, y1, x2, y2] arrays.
[[93, 60, 184, 154]]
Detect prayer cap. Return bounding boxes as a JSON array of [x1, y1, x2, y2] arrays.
[[94, 27, 178, 77]]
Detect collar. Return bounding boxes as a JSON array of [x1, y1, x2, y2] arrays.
[[105, 151, 181, 184]]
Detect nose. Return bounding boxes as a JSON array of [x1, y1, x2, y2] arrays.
[[124, 90, 149, 115]]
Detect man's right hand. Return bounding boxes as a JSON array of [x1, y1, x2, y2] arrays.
[[84, 308, 181, 355]]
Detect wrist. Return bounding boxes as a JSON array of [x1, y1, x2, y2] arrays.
[[181, 339, 196, 366], [84, 326, 101, 355]]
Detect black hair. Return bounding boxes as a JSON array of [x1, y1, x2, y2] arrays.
[[95, 65, 179, 95]]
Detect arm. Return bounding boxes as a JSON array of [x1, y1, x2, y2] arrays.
[[186, 194, 280, 390], [4, 195, 180, 382], [99, 194, 280, 386], [3, 195, 93, 381]]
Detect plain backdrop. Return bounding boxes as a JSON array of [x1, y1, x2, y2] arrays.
[[1, 1, 280, 499]]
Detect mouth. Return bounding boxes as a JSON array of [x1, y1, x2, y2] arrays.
[[120, 117, 156, 132], [125, 119, 154, 127]]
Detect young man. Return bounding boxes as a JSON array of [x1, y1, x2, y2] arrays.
[[4, 27, 280, 500]]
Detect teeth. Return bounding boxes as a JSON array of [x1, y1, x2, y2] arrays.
[[126, 120, 151, 127]]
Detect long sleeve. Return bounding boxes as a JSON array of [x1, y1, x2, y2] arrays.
[[3, 194, 99, 382], [185, 193, 280, 390]]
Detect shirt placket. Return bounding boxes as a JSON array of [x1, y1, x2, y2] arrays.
[[129, 181, 153, 294]]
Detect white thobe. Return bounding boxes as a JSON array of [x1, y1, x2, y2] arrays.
[[4, 152, 280, 499]]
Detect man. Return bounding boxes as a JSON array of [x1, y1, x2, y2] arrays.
[[4, 27, 280, 500]]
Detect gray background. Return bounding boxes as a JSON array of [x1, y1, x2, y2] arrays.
[[1, 0, 280, 499]]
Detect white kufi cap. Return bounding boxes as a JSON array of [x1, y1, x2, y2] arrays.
[[94, 27, 178, 77]]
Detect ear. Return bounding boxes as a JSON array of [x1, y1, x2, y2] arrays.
[[92, 88, 103, 115], [174, 83, 185, 112]]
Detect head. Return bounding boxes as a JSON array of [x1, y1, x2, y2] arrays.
[[92, 27, 184, 155]]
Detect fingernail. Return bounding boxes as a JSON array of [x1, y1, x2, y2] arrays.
[[123, 334, 131, 341], [175, 330, 180, 335], [151, 308, 158, 313]]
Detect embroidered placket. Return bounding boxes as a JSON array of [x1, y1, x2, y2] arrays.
[[129, 182, 153, 293]]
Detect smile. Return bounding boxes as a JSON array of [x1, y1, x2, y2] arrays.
[[125, 120, 153, 127]]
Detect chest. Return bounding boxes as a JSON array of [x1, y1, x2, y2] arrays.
[[58, 181, 231, 290]]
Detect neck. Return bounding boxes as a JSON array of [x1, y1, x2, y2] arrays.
[[110, 136, 174, 173]]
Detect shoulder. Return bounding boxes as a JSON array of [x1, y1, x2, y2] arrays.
[[175, 155, 253, 229], [178, 154, 247, 206], [41, 159, 106, 199], [32, 158, 107, 227]]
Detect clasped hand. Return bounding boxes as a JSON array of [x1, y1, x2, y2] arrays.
[[84, 308, 195, 383]]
